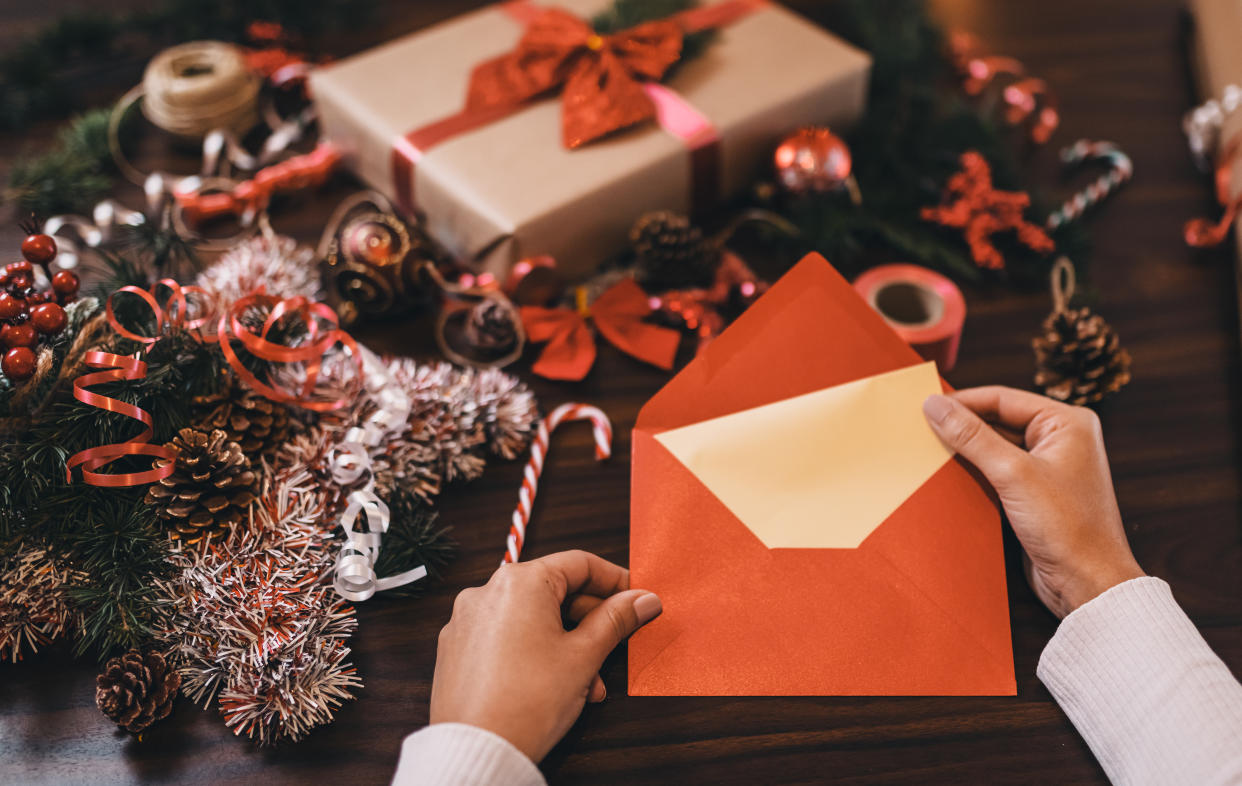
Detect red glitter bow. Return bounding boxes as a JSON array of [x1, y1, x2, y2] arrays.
[[467, 1, 758, 148], [521, 278, 680, 380], [921, 151, 1055, 270]]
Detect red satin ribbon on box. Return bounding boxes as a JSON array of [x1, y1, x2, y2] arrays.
[[390, 0, 765, 215], [521, 278, 680, 381]]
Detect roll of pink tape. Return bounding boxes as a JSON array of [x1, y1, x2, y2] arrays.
[[853, 264, 967, 371]]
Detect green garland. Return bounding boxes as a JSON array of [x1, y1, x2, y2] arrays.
[[750, 0, 1088, 288]]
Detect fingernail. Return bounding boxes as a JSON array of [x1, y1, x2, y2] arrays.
[[923, 394, 954, 424], [633, 592, 662, 625]]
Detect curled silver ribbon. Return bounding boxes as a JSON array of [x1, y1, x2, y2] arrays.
[[1185, 83, 1242, 171], [329, 347, 424, 601]]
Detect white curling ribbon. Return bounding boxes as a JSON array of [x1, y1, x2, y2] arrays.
[[329, 347, 428, 601], [333, 490, 428, 602]]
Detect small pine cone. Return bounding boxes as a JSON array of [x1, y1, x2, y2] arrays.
[[629, 211, 719, 290], [463, 299, 518, 353], [95, 649, 181, 733], [1033, 307, 1132, 406], [192, 378, 293, 460], [145, 428, 258, 544]]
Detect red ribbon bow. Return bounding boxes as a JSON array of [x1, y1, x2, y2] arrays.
[[467, 1, 758, 148], [521, 278, 680, 380]]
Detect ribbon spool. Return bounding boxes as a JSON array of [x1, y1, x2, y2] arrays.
[[142, 41, 260, 140], [853, 264, 967, 372]]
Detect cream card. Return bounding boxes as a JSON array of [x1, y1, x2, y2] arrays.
[[654, 361, 953, 549]]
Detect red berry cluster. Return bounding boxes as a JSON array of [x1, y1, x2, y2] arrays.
[[0, 233, 79, 382]]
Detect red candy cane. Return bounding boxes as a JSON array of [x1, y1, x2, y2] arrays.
[[503, 403, 612, 564]]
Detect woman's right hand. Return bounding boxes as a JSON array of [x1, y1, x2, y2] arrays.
[[923, 386, 1145, 619]]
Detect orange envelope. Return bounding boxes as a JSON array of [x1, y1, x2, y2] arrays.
[[628, 253, 1015, 696]]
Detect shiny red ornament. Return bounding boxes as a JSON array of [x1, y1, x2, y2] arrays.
[[774, 127, 852, 193], [1, 322, 37, 349], [51, 270, 80, 297], [2, 346, 35, 380], [9, 273, 33, 291], [0, 292, 23, 320], [30, 302, 66, 334], [21, 234, 57, 266], [7, 260, 33, 276], [24, 291, 47, 305]]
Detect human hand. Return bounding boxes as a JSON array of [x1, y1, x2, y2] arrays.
[[430, 550, 662, 762], [923, 386, 1144, 619]]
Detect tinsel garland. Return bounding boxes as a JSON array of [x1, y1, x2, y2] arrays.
[[0, 231, 541, 744]]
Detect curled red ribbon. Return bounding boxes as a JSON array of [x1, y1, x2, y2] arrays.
[[1185, 134, 1242, 248], [65, 279, 214, 487], [217, 288, 363, 412], [67, 279, 363, 487], [64, 352, 177, 486]]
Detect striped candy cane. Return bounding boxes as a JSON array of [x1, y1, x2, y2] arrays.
[[1046, 140, 1133, 231], [503, 403, 612, 564]]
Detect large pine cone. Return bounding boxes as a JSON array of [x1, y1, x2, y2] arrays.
[[192, 378, 293, 460], [1033, 307, 1132, 406], [95, 649, 181, 733], [145, 428, 258, 544], [629, 211, 719, 290]]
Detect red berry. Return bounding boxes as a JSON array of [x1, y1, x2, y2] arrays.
[[20, 234, 56, 266], [24, 291, 46, 305], [2, 347, 35, 380], [0, 293, 21, 320], [51, 270, 80, 297], [9, 273, 32, 291], [30, 302, 66, 334], [0, 322, 36, 349], [8, 260, 33, 276]]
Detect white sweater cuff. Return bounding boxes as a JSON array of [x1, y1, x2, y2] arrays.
[[1037, 576, 1242, 785], [392, 723, 546, 786]]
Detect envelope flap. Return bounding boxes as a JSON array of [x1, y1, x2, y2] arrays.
[[635, 254, 924, 431]]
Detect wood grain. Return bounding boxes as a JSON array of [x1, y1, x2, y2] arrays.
[[2, 0, 1239, 783]]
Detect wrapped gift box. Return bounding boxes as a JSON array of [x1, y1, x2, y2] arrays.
[[310, 0, 871, 279], [1189, 0, 1242, 336]]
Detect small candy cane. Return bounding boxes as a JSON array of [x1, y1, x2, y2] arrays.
[[1045, 140, 1133, 231], [503, 403, 612, 564]]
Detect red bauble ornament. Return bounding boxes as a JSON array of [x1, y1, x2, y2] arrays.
[[30, 302, 66, 334], [7, 260, 33, 276], [2, 347, 36, 380], [0, 292, 23, 320], [24, 291, 47, 305], [9, 273, 33, 291], [774, 127, 852, 193], [51, 270, 80, 297], [20, 234, 57, 266], [1, 322, 36, 349]]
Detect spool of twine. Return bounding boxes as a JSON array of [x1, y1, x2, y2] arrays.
[[142, 41, 260, 139]]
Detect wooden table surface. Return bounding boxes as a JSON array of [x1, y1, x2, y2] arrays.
[[2, 0, 1240, 783]]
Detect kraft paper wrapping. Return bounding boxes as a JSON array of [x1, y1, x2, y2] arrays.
[[1190, 0, 1242, 334], [310, 0, 871, 279]]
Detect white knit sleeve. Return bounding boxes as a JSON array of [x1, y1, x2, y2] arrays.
[[1037, 576, 1242, 785], [391, 723, 546, 786]]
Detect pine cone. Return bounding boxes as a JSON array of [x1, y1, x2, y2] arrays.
[[630, 211, 719, 290], [95, 649, 180, 733], [145, 428, 258, 544], [192, 378, 293, 460], [1033, 307, 1132, 406], [463, 299, 518, 353]]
